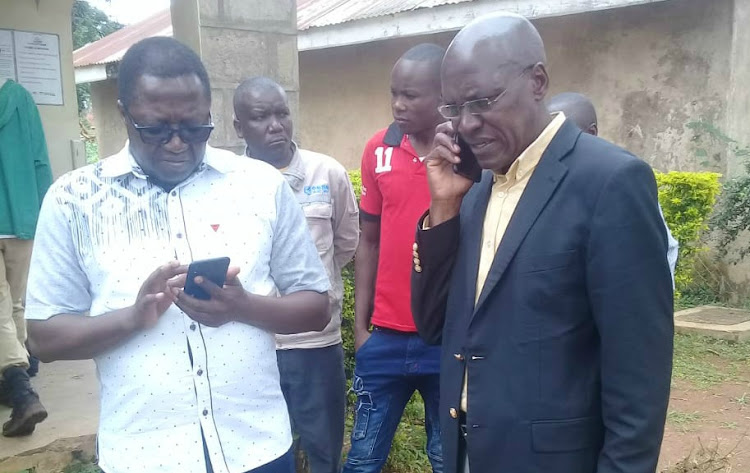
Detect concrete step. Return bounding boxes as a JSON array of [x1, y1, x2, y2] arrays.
[[675, 305, 750, 341]]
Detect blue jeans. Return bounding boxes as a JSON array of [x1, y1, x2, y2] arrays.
[[343, 329, 443, 473]]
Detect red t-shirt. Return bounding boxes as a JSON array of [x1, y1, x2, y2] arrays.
[[359, 123, 431, 332]]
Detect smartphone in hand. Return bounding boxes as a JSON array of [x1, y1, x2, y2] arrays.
[[453, 134, 483, 183], [183, 257, 231, 300]]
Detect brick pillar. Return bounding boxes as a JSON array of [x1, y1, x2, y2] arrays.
[[170, 0, 299, 154]]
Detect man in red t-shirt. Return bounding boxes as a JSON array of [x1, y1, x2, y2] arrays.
[[343, 44, 445, 473]]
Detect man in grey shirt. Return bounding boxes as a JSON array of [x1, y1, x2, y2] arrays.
[[234, 76, 359, 473]]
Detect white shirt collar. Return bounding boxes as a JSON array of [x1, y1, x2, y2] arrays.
[[99, 142, 237, 179]]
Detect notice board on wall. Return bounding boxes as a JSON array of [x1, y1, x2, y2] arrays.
[[0, 28, 63, 106]]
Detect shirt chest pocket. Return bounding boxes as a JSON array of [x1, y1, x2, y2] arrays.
[[302, 202, 334, 255]]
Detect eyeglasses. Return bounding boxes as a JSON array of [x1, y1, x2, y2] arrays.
[[438, 66, 533, 120], [124, 109, 214, 145]]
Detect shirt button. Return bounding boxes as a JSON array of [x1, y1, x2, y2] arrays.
[[171, 191, 177, 197], [176, 232, 183, 239], [202, 409, 208, 416], [190, 324, 196, 331], [450, 407, 458, 419], [197, 369, 203, 376]]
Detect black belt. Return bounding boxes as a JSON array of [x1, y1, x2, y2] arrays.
[[372, 325, 417, 336]]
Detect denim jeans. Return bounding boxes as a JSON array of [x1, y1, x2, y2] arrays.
[[342, 329, 442, 473], [277, 344, 347, 473]]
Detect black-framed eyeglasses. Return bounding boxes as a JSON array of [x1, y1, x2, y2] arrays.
[[124, 108, 214, 145], [438, 66, 534, 120]]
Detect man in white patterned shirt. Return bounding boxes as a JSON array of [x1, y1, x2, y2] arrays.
[[24, 37, 330, 473]]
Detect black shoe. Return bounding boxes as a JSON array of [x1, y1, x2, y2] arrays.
[[27, 355, 39, 378], [2, 366, 47, 437], [2, 394, 47, 436]]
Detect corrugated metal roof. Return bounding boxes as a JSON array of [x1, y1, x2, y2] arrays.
[[74, 0, 473, 68], [73, 9, 172, 67], [298, 0, 473, 30]]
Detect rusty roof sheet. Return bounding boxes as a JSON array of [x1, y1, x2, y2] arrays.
[[74, 0, 472, 68], [73, 9, 172, 67], [297, 0, 473, 30]]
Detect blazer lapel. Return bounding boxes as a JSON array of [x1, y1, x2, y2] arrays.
[[473, 120, 581, 315]]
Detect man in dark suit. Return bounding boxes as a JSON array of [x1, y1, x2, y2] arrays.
[[411, 13, 673, 473]]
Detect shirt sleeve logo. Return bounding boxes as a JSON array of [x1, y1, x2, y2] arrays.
[[375, 147, 394, 174]]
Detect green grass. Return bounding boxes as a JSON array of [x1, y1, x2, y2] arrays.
[[672, 333, 750, 388], [667, 410, 704, 432]]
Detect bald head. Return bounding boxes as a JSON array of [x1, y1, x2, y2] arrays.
[[233, 76, 294, 167], [233, 76, 285, 115], [548, 92, 598, 136], [444, 13, 546, 76], [440, 12, 552, 175]]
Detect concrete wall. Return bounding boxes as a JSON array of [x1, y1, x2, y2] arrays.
[[172, 0, 298, 155], [91, 79, 126, 159], [0, 0, 81, 177], [299, 0, 734, 172]]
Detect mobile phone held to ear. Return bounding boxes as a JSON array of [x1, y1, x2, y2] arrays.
[[183, 257, 231, 300], [453, 134, 483, 183]]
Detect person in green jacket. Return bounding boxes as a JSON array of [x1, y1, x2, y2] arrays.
[[0, 78, 50, 436]]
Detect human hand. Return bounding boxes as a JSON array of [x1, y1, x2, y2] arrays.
[[174, 267, 245, 328], [354, 327, 372, 353], [131, 261, 187, 330], [425, 122, 475, 225]]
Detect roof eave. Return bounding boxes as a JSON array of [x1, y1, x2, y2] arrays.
[[298, 0, 673, 51]]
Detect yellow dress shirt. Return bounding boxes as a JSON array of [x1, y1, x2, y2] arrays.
[[461, 112, 566, 413]]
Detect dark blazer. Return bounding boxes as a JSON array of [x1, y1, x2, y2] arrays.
[[412, 120, 673, 473]]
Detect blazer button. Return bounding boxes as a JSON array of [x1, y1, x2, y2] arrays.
[[453, 353, 464, 361], [450, 407, 458, 419]]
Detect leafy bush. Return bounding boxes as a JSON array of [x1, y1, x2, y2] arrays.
[[711, 151, 750, 263], [342, 170, 361, 379], [655, 171, 721, 293]]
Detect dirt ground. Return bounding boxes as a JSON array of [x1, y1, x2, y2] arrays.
[[659, 360, 750, 472]]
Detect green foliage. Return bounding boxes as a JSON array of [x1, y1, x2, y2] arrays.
[[72, 0, 123, 112], [685, 119, 750, 263], [711, 153, 750, 263], [348, 169, 362, 201], [686, 119, 737, 171], [655, 171, 721, 292], [341, 263, 356, 379], [341, 170, 361, 379]]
